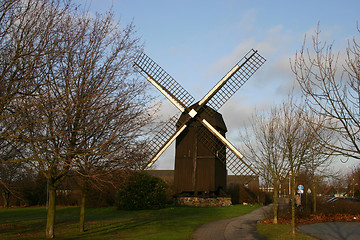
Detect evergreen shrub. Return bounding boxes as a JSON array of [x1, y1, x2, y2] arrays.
[[116, 171, 168, 210]]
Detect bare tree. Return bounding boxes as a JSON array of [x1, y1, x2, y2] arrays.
[[243, 95, 333, 236], [1, 2, 73, 237], [292, 25, 360, 161], [72, 85, 152, 233], [242, 106, 289, 224], [0, 162, 23, 207], [1, 0, 155, 238], [302, 114, 334, 213], [345, 165, 360, 198], [279, 98, 334, 236], [0, 0, 72, 162]]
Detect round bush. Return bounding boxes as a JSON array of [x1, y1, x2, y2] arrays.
[[117, 171, 168, 210]]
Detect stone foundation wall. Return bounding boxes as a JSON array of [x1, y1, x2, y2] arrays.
[[176, 197, 232, 207]]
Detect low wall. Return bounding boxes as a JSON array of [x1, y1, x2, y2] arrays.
[[176, 197, 232, 207]]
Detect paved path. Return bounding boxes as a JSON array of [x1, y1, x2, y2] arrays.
[[297, 222, 360, 240], [192, 204, 273, 240], [192, 204, 360, 240]]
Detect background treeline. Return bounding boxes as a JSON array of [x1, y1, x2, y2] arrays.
[[0, 167, 121, 208]]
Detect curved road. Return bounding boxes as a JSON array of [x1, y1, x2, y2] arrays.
[[192, 203, 360, 240], [192, 204, 272, 240]]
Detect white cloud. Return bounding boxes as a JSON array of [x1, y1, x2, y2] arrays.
[[237, 8, 258, 32], [204, 38, 257, 79], [204, 22, 296, 83], [154, 99, 182, 121], [268, 25, 283, 34]]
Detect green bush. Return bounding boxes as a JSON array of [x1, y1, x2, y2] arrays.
[[116, 171, 168, 210]]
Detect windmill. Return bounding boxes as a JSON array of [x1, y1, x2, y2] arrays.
[[133, 49, 266, 194]]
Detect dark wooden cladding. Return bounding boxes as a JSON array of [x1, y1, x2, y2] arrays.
[[174, 104, 227, 194]]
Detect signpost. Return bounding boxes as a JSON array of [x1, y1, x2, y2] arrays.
[[297, 184, 304, 194], [297, 185, 303, 207]]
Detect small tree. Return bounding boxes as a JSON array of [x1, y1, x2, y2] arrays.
[[346, 165, 360, 198], [242, 106, 289, 224], [302, 128, 333, 213], [243, 95, 333, 235], [279, 98, 334, 237]]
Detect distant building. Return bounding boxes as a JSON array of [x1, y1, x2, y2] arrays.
[[322, 186, 337, 197]]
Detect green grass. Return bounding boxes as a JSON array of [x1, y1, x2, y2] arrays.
[[0, 204, 259, 239], [257, 223, 315, 240]]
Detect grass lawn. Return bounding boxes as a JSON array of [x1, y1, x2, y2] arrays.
[[257, 223, 315, 240], [0, 204, 259, 239]]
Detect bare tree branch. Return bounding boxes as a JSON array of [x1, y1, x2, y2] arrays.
[[292, 25, 360, 160]]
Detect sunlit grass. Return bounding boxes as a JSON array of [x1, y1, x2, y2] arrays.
[[0, 204, 259, 239], [257, 223, 315, 240]]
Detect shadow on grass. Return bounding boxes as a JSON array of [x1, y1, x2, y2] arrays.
[[0, 205, 260, 240], [83, 219, 153, 236], [0, 221, 46, 240]]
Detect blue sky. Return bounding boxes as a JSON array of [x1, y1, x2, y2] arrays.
[[80, 0, 359, 171]]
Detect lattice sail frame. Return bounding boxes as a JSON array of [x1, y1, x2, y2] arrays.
[[197, 126, 256, 176], [206, 49, 266, 111], [142, 116, 179, 157], [134, 50, 266, 176], [134, 52, 195, 108], [140, 115, 187, 168]]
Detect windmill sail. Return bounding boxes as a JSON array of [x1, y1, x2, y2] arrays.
[[200, 49, 266, 111], [199, 118, 257, 176], [142, 115, 188, 169], [226, 150, 256, 176], [134, 52, 195, 111]]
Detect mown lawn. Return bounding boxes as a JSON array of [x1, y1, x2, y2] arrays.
[[257, 223, 315, 240], [0, 204, 259, 239]]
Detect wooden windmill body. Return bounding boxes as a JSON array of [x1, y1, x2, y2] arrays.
[[133, 49, 266, 195], [175, 104, 227, 194]]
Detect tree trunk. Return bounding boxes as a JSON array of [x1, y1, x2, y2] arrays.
[[273, 182, 279, 224], [2, 190, 10, 208], [312, 180, 316, 213], [290, 175, 296, 239], [79, 181, 88, 233], [46, 182, 56, 239]]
